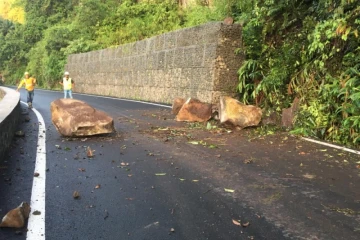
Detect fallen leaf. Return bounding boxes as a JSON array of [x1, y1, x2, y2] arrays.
[[192, 180, 199, 182], [303, 174, 316, 179], [104, 210, 109, 220], [155, 173, 166, 176], [242, 222, 250, 227], [95, 184, 101, 189], [179, 178, 186, 181], [224, 188, 235, 193], [64, 147, 71, 151], [128, 174, 133, 177], [32, 210, 41, 215], [55, 145, 61, 149], [319, 149, 327, 152], [188, 141, 199, 145], [87, 146, 94, 158], [300, 163, 304, 167], [232, 219, 241, 226], [78, 168, 86, 172], [299, 152, 306, 155], [73, 191, 80, 199], [244, 159, 253, 164]]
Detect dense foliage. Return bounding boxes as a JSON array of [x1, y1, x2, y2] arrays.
[[0, 0, 359, 147], [234, 0, 359, 147]]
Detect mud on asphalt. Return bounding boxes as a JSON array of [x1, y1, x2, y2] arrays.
[[1, 106, 360, 239], [120, 108, 360, 239]]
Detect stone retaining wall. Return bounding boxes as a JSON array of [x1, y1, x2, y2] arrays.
[[65, 22, 244, 104], [0, 87, 20, 161]]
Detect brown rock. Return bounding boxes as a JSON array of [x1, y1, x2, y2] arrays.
[[223, 17, 234, 25], [50, 99, 115, 137], [219, 96, 262, 128], [281, 97, 300, 128], [175, 98, 212, 122], [262, 111, 280, 126], [172, 98, 186, 115], [73, 191, 80, 199], [0, 202, 30, 228]]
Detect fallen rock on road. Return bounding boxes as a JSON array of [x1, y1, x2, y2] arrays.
[[172, 98, 185, 115], [51, 99, 115, 137], [175, 98, 212, 122], [0, 202, 30, 228], [219, 96, 262, 128]]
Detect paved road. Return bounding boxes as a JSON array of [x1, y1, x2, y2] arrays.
[[1, 89, 359, 240]]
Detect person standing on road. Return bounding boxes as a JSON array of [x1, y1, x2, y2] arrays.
[[16, 72, 36, 109], [59, 71, 75, 99]]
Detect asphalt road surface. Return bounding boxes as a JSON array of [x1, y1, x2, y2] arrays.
[[1, 89, 359, 240]]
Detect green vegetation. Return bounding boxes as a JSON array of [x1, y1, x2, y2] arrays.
[[0, 0, 359, 147], [234, 0, 359, 147]]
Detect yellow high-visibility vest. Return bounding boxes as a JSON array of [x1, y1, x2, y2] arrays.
[[18, 77, 36, 91], [63, 78, 73, 90]]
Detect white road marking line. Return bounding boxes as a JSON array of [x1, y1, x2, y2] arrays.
[[35, 88, 172, 108], [21, 102, 46, 240], [302, 137, 360, 155]]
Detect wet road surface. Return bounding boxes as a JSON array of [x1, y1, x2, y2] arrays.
[[1, 89, 359, 240]]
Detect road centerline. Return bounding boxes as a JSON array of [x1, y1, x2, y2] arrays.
[[21, 102, 47, 240]]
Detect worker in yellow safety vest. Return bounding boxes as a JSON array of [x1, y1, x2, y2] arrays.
[[16, 72, 36, 109], [59, 71, 75, 99]]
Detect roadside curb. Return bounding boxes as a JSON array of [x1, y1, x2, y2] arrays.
[[0, 87, 21, 161]]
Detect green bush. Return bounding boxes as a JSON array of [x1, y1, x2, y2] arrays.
[[237, 0, 360, 147]]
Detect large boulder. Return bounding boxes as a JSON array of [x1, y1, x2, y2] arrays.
[[175, 98, 212, 122], [51, 99, 115, 137], [172, 98, 186, 115], [281, 97, 300, 128], [219, 96, 262, 128], [0, 202, 30, 228]]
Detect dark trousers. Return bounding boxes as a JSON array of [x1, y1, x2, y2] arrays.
[[27, 90, 34, 103]]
